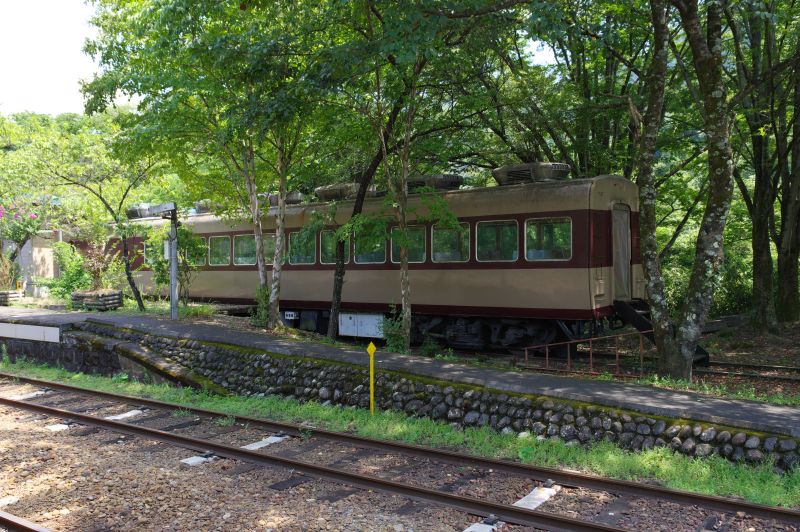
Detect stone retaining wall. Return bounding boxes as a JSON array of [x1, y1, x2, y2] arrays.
[[2, 334, 123, 375], [65, 322, 799, 473]]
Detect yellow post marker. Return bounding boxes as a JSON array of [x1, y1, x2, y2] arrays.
[[367, 342, 377, 415]]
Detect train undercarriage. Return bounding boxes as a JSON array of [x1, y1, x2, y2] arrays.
[[279, 307, 602, 352]]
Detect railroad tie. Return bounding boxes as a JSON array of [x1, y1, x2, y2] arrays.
[[7, 390, 49, 401], [45, 408, 146, 432], [180, 433, 289, 467], [463, 480, 561, 532]]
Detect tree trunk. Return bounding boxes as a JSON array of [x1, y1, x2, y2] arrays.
[[245, 155, 268, 290], [668, 0, 734, 378], [636, 0, 672, 375], [268, 136, 288, 329], [398, 207, 411, 352], [776, 231, 800, 321], [327, 103, 405, 339], [397, 68, 420, 353], [8, 241, 24, 263], [397, 152, 412, 353], [775, 55, 800, 322], [121, 236, 145, 311], [326, 156, 382, 340], [730, 9, 778, 332], [751, 182, 777, 330], [242, 139, 271, 327], [749, 126, 777, 331], [326, 238, 346, 337]]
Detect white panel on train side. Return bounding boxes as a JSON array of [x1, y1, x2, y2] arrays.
[[338, 313, 384, 339]]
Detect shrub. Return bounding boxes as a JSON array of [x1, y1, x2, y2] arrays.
[[37, 242, 91, 301], [0, 203, 44, 260], [418, 336, 441, 358], [381, 307, 408, 353], [148, 226, 205, 305], [250, 284, 270, 327], [0, 253, 21, 291]]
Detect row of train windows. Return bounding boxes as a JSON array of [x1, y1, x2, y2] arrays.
[[149, 217, 572, 267]]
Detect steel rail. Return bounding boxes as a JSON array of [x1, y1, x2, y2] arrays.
[[2, 373, 799, 524], [0, 510, 51, 532], [0, 395, 617, 532]]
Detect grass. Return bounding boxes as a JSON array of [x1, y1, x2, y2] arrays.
[[636, 374, 800, 406], [1, 356, 798, 508], [118, 298, 216, 319], [213, 414, 236, 427]]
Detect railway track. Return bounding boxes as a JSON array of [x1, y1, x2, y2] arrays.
[[0, 509, 50, 532], [696, 368, 800, 382], [697, 361, 800, 382], [1, 373, 798, 531]]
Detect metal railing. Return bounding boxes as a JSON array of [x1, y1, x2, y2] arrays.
[[520, 329, 655, 377]]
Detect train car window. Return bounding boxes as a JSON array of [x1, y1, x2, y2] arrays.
[[189, 237, 207, 266], [263, 233, 276, 259], [208, 236, 231, 266], [476, 220, 518, 262], [432, 223, 469, 263], [143, 241, 167, 267], [354, 233, 386, 264], [233, 234, 256, 265], [289, 231, 316, 264], [390, 226, 426, 263], [320, 230, 350, 264], [525, 217, 572, 261]]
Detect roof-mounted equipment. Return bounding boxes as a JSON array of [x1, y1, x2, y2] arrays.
[[491, 162, 571, 186]]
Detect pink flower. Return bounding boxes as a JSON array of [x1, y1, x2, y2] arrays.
[[29, 213, 37, 220], [13, 214, 20, 220], [0, 206, 4, 219]]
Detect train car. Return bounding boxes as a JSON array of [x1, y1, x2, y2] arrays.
[[128, 163, 643, 349]]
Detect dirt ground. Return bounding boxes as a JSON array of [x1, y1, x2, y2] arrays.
[[704, 322, 800, 367]]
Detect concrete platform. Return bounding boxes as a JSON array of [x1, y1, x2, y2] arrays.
[[0, 307, 798, 437]]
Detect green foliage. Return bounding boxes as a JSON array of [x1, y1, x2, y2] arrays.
[[147, 226, 206, 305], [0, 253, 21, 291], [434, 348, 458, 362], [662, 239, 753, 318], [37, 242, 91, 301], [381, 307, 408, 354], [0, 203, 44, 255], [418, 337, 442, 358], [637, 374, 799, 406], [118, 298, 216, 319], [213, 415, 236, 427], [251, 284, 271, 328]]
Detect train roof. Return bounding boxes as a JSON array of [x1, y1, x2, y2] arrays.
[[130, 174, 637, 229]]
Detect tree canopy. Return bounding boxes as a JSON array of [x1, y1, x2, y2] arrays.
[[1, 0, 798, 378]]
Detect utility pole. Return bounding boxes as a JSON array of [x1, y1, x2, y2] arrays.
[[127, 202, 179, 319]]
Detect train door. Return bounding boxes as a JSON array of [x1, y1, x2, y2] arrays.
[[612, 204, 632, 300]]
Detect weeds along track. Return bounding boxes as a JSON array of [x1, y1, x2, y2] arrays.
[[699, 361, 800, 382], [1, 373, 799, 531]]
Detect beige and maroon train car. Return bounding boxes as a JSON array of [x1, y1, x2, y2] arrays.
[[130, 163, 643, 349]]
